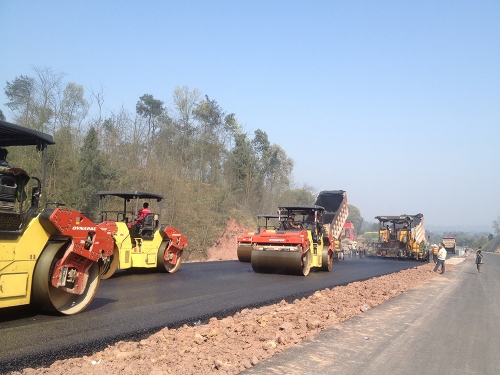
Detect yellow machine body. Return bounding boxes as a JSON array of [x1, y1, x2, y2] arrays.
[[112, 221, 164, 269], [0, 216, 50, 308]]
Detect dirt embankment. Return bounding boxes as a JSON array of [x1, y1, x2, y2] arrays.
[[205, 218, 252, 261]]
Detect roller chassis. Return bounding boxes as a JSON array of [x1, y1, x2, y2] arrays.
[[97, 191, 188, 279], [250, 205, 333, 276]]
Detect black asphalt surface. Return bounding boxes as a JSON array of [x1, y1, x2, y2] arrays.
[[243, 253, 500, 375], [0, 257, 416, 373]]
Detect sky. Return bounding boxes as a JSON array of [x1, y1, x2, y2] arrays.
[[1, 0, 499, 230]]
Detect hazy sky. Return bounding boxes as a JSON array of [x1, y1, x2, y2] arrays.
[[1, 1, 499, 229]]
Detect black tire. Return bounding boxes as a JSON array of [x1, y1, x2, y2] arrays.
[[100, 247, 119, 279], [321, 249, 333, 272]]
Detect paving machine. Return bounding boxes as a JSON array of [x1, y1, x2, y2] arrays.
[[97, 191, 188, 279], [237, 214, 281, 262], [314, 190, 349, 261], [250, 205, 332, 276], [374, 214, 428, 261], [0, 120, 114, 315]]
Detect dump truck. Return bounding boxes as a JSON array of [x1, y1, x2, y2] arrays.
[[0, 120, 114, 315], [340, 221, 361, 258], [313, 190, 349, 261], [341, 222, 356, 242], [374, 214, 428, 261], [97, 191, 188, 279], [442, 236, 456, 253], [250, 205, 332, 276], [237, 214, 281, 262]]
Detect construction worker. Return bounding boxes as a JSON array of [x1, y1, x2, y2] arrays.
[[287, 213, 302, 229], [351, 240, 358, 259], [475, 249, 484, 274], [128, 202, 152, 228], [137, 202, 152, 221], [432, 244, 439, 264], [433, 243, 447, 274], [0, 148, 10, 168]]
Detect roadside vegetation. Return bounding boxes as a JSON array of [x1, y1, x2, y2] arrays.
[[482, 216, 500, 252], [2, 67, 314, 259], [3, 67, 497, 258]]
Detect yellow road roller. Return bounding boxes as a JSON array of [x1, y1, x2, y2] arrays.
[[0, 120, 114, 315], [97, 191, 188, 279]]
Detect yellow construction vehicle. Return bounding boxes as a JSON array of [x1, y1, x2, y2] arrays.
[[97, 191, 187, 279], [0, 120, 114, 315], [374, 214, 428, 261]]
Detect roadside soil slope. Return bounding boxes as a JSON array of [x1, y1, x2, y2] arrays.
[[13, 220, 448, 375]]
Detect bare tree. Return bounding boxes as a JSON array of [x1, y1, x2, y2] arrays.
[[493, 216, 500, 235]]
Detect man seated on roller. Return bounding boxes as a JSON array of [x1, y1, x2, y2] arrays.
[[128, 202, 152, 229], [287, 213, 302, 230]]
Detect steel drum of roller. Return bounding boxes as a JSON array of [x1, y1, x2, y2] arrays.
[[237, 214, 282, 263], [237, 243, 252, 262], [247, 205, 335, 276], [251, 248, 312, 276]]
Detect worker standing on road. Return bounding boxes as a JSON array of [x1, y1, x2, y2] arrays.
[[432, 244, 439, 264], [433, 243, 447, 274], [351, 241, 358, 259], [475, 249, 484, 274]]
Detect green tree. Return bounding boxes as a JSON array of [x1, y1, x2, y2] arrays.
[[5, 75, 37, 126], [172, 86, 200, 178], [347, 205, 363, 234], [229, 132, 253, 199], [59, 82, 89, 132], [5, 67, 65, 132], [0, 109, 5, 121], [279, 186, 315, 206], [136, 94, 164, 156], [260, 144, 293, 212], [193, 96, 227, 184], [75, 126, 116, 220]]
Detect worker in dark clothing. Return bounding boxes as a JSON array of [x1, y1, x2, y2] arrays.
[[287, 213, 302, 229], [475, 249, 484, 274], [0, 148, 10, 168]]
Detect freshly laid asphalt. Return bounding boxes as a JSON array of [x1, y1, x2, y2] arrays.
[[243, 253, 500, 375]]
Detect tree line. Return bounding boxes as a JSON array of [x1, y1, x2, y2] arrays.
[[3, 67, 315, 258]]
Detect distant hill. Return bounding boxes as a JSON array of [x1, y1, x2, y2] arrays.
[[425, 224, 492, 234], [482, 234, 500, 253]]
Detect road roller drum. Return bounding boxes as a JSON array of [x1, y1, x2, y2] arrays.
[[251, 249, 311, 276], [247, 205, 334, 276], [237, 243, 252, 262]]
